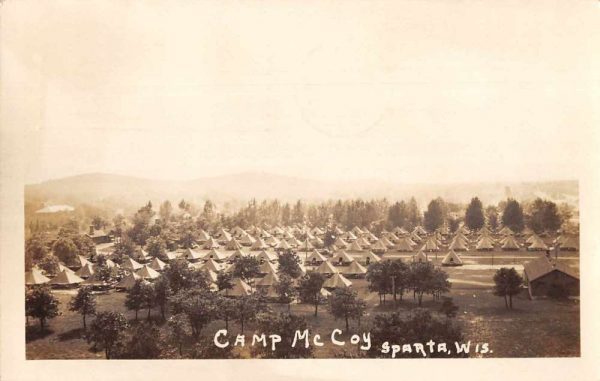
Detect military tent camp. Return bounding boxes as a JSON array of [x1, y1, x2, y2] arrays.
[[276, 239, 292, 251], [197, 229, 211, 243], [441, 250, 463, 266], [558, 236, 578, 251], [498, 226, 515, 236], [413, 226, 428, 236], [527, 236, 549, 251], [395, 237, 416, 252], [334, 237, 349, 249]]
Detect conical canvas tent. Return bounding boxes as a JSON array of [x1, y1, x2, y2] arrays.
[[476, 236, 495, 251], [501, 235, 520, 251], [149, 257, 167, 271], [448, 238, 468, 251], [331, 250, 354, 265], [380, 236, 396, 249], [202, 258, 224, 272], [49, 270, 84, 286], [265, 236, 280, 247], [370, 240, 388, 254], [527, 236, 548, 251], [255, 250, 277, 263], [256, 271, 279, 287], [413, 226, 428, 236], [478, 226, 492, 236], [347, 241, 363, 252], [135, 265, 160, 279], [323, 273, 352, 289], [202, 268, 218, 283], [410, 232, 423, 243], [258, 260, 278, 275], [75, 263, 95, 279], [351, 226, 363, 236], [441, 250, 463, 266], [226, 238, 243, 251], [498, 226, 515, 236], [225, 278, 252, 297], [559, 236, 578, 251], [25, 268, 51, 285], [526, 234, 540, 245], [229, 249, 248, 262], [184, 248, 203, 261], [311, 227, 324, 236], [334, 237, 348, 249], [359, 251, 382, 266], [165, 251, 179, 261], [393, 227, 409, 236], [356, 237, 370, 247], [115, 272, 142, 290], [240, 234, 256, 246], [276, 239, 292, 250], [121, 257, 143, 271], [205, 249, 227, 261], [216, 229, 232, 243], [311, 237, 324, 248], [306, 250, 327, 265], [395, 237, 415, 252], [342, 261, 367, 276], [251, 238, 269, 251], [412, 251, 429, 263], [204, 237, 220, 249], [197, 229, 211, 242], [82, 273, 111, 288], [422, 237, 440, 252], [343, 231, 358, 241], [298, 240, 314, 251], [316, 260, 339, 276]]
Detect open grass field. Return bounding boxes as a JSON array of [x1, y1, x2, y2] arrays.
[[26, 249, 580, 359]]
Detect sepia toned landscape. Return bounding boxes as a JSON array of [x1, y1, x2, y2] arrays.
[[25, 175, 580, 359]]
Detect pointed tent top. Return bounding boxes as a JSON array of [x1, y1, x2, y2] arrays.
[[332, 250, 354, 264], [442, 250, 463, 266], [205, 248, 226, 261], [204, 237, 220, 249], [136, 265, 160, 279], [226, 278, 252, 297], [149, 257, 167, 271], [26, 268, 51, 285], [316, 260, 339, 275], [202, 258, 224, 272], [75, 263, 95, 278], [323, 272, 353, 289], [307, 250, 327, 263], [412, 251, 429, 263], [115, 272, 142, 289], [347, 241, 363, 252], [121, 257, 143, 270], [256, 271, 279, 287], [343, 261, 367, 275], [49, 269, 84, 285]]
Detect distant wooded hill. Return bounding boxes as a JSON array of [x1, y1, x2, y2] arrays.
[[25, 172, 578, 212]]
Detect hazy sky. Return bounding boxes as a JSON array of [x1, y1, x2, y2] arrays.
[[3, 0, 599, 184]]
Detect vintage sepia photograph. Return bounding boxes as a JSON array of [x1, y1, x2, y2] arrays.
[[2, 0, 599, 373]]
